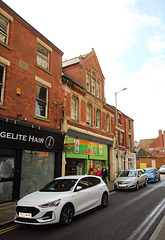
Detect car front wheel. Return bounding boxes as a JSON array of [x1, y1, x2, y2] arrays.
[[144, 179, 147, 187], [60, 204, 74, 226], [135, 182, 139, 191], [101, 192, 109, 208]]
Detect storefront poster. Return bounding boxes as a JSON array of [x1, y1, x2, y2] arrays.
[[64, 138, 107, 159]]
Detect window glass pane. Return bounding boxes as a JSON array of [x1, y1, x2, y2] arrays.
[[0, 16, 8, 32], [96, 110, 100, 128], [97, 82, 100, 98], [20, 151, 55, 198], [106, 115, 109, 132], [36, 84, 47, 101], [0, 16, 8, 43], [71, 97, 78, 120], [35, 84, 47, 117], [86, 105, 91, 124], [0, 157, 15, 178], [0, 65, 4, 84], [0, 182, 13, 203], [37, 44, 49, 70], [87, 74, 90, 91], [92, 78, 95, 95], [35, 100, 46, 116]]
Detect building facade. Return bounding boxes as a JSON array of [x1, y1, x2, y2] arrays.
[[110, 105, 136, 176], [137, 130, 165, 168], [62, 50, 114, 180], [0, 1, 64, 203], [61, 50, 136, 180]]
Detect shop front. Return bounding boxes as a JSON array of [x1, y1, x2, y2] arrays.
[[64, 137, 108, 176], [0, 118, 64, 203]]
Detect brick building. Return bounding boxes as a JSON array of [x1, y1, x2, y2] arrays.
[[62, 49, 114, 180], [138, 130, 165, 168], [109, 105, 136, 175], [0, 1, 64, 203], [61, 49, 136, 180]]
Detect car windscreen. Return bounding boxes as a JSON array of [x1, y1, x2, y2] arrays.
[[145, 169, 154, 173], [39, 179, 78, 192], [120, 171, 137, 177]]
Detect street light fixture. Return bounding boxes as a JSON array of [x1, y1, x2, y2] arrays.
[[115, 87, 127, 176]]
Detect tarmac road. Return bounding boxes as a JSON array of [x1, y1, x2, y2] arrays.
[[0, 175, 165, 240]]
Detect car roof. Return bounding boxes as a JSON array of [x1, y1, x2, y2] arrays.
[[55, 175, 99, 180], [144, 167, 155, 169]]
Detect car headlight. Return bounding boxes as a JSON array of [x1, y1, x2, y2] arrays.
[[39, 199, 61, 208], [128, 180, 134, 183]]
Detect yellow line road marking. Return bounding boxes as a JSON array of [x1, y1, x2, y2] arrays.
[[0, 224, 21, 234]]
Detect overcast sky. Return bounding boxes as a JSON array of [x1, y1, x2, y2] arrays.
[[2, 0, 165, 141]]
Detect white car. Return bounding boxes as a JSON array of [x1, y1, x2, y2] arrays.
[[159, 165, 165, 174], [14, 175, 109, 226]]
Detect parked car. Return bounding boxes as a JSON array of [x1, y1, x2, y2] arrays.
[[114, 169, 147, 190], [14, 175, 109, 226], [144, 167, 160, 183], [159, 165, 165, 174]]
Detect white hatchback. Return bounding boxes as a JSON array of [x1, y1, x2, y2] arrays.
[[159, 165, 165, 174], [14, 175, 109, 226]]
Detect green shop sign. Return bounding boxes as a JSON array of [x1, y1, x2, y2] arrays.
[[64, 138, 107, 160]]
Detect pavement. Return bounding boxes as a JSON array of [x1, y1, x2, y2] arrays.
[[0, 181, 164, 240]]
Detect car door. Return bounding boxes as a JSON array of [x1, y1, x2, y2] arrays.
[[87, 176, 102, 207], [155, 168, 159, 180], [73, 177, 92, 214], [138, 170, 145, 186]]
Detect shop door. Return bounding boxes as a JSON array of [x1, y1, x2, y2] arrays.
[[0, 156, 15, 203]]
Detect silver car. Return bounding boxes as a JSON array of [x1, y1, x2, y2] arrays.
[[159, 165, 165, 174], [114, 169, 147, 190]]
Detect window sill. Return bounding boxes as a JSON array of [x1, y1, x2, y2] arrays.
[[0, 41, 12, 50], [36, 64, 52, 75], [0, 105, 7, 110], [34, 115, 51, 122]]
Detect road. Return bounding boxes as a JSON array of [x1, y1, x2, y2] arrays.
[[0, 175, 165, 240]]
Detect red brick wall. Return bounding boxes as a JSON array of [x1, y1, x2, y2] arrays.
[[0, 2, 63, 130], [63, 64, 83, 86], [137, 157, 165, 169]]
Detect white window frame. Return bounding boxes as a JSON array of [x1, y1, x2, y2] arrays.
[[97, 81, 100, 98], [37, 43, 50, 70], [96, 109, 101, 129], [0, 8, 13, 45], [128, 135, 131, 148], [0, 56, 10, 105], [86, 74, 90, 92], [0, 63, 6, 105], [0, 14, 9, 44], [92, 77, 96, 95], [35, 76, 51, 118], [86, 104, 92, 125], [106, 114, 110, 133], [71, 96, 78, 121], [120, 131, 124, 145]]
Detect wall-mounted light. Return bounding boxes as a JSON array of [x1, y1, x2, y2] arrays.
[[16, 88, 21, 95]]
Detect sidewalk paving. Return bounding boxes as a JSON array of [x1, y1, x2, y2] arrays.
[[0, 182, 164, 240]]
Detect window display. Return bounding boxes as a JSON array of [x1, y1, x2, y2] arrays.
[[20, 150, 55, 198]]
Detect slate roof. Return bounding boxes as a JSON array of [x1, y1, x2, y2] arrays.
[[136, 148, 155, 160]]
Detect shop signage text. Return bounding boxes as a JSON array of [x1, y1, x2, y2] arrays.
[[0, 131, 44, 143]]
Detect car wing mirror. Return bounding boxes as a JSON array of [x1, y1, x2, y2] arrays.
[[76, 186, 82, 191]]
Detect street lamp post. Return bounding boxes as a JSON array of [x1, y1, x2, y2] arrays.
[[115, 87, 127, 176]]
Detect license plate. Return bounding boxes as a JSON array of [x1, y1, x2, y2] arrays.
[[119, 184, 127, 187], [19, 212, 32, 218]]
